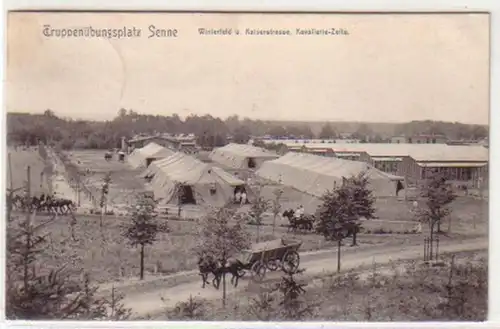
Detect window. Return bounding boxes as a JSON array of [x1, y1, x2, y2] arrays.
[[450, 167, 458, 180], [464, 168, 472, 180]]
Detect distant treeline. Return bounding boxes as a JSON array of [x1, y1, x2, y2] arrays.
[[7, 108, 488, 150]]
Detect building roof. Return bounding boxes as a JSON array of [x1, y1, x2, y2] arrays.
[[416, 162, 488, 168], [280, 142, 488, 163], [372, 157, 403, 162]]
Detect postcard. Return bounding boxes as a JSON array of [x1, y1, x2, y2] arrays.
[[5, 11, 489, 322]]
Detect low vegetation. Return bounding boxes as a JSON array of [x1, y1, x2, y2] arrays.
[[5, 148, 488, 321], [162, 253, 487, 321], [6, 210, 131, 320]]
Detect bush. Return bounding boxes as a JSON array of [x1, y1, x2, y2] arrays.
[[166, 295, 208, 320]]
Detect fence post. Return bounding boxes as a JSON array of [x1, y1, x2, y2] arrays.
[[435, 236, 440, 261], [423, 237, 428, 262]]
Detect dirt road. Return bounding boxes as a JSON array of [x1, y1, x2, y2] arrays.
[[119, 237, 487, 318]]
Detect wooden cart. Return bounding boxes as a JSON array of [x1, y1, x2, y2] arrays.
[[238, 238, 302, 283]]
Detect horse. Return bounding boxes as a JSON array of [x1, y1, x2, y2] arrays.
[[104, 152, 112, 161], [282, 209, 315, 233], [197, 253, 246, 289], [52, 198, 77, 214], [315, 220, 362, 246], [212, 258, 247, 289]]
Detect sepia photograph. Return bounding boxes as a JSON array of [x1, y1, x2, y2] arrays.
[[4, 11, 490, 322]]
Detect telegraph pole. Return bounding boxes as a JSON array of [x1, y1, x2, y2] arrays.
[[8, 152, 13, 190], [23, 165, 32, 291]]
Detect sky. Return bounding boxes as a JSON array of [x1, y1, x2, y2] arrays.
[[6, 12, 490, 124]]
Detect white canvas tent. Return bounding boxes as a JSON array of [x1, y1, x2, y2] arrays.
[[256, 152, 404, 198], [127, 142, 175, 169], [209, 143, 279, 170], [142, 152, 247, 206]]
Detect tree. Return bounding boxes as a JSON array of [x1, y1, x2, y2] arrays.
[[248, 289, 277, 320], [77, 274, 132, 320], [271, 188, 284, 235], [166, 295, 207, 320], [117, 108, 128, 119], [317, 172, 376, 245], [122, 194, 169, 280], [352, 123, 373, 142], [43, 109, 56, 118], [6, 210, 131, 320], [319, 123, 337, 139], [416, 170, 456, 259], [248, 186, 271, 242], [268, 125, 288, 138], [99, 172, 112, 228], [232, 125, 251, 144], [196, 206, 251, 308], [470, 125, 488, 140], [274, 268, 315, 320], [316, 172, 376, 271]]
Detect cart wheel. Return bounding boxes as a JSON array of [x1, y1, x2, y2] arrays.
[[266, 260, 279, 272], [250, 261, 267, 282], [281, 250, 300, 274]]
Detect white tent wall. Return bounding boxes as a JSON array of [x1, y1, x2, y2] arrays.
[[127, 148, 144, 169], [256, 153, 403, 198], [144, 152, 245, 206]]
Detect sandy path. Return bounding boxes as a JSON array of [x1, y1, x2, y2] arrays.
[[120, 237, 487, 318], [45, 149, 95, 210]]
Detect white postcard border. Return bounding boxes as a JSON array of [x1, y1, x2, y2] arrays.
[[1, 0, 498, 328]]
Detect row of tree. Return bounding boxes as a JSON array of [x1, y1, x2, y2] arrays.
[[7, 109, 488, 150]]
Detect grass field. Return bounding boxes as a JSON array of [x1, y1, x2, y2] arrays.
[[6, 149, 488, 286], [8, 210, 434, 285], [9, 195, 487, 287], [61, 150, 146, 210]]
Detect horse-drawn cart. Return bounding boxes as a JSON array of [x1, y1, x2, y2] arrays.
[[239, 238, 302, 283]]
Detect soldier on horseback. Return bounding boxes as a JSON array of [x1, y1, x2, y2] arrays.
[[294, 205, 305, 220]]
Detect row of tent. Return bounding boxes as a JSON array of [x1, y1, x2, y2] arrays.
[[128, 142, 404, 206]]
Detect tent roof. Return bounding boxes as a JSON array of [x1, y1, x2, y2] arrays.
[[138, 142, 174, 158], [152, 152, 245, 186], [213, 143, 279, 159], [262, 152, 403, 181]]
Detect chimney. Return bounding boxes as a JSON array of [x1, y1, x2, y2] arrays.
[[121, 137, 127, 152]]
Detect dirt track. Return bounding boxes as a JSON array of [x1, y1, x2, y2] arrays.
[[116, 237, 487, 319]]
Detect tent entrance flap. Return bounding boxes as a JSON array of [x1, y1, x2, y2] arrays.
[[179, 185, 196, 205], [396, 180, 404, 196], [146, 158, 155, 167], [247, 157, 256, 169]]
